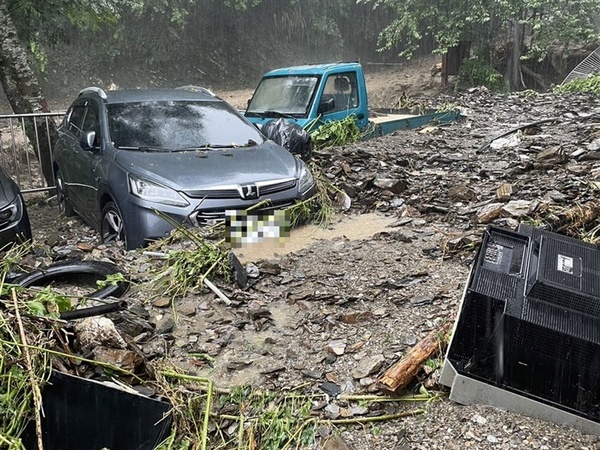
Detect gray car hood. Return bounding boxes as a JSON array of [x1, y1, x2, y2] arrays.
[[114, 142, 300, 190]]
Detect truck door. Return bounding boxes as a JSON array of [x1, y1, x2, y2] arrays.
[[319, 72, 368, 129]]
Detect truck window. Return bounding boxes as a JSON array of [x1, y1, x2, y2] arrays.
[[322, 73, 359, 114], [246, 76, 319, 117]]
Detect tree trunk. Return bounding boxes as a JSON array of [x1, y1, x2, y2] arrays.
[[0, 0, 56, 187], [506, 17, 525, 90]]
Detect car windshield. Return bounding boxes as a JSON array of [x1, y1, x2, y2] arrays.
[[246, 76, 319, 117], [108, 100, 264, 150]]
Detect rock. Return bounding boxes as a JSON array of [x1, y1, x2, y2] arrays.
[[324, 404, 341, 419], [448, 184, 478, 202], [495, 183, 513, 201], [246, 262, 260, 278], [323, 435, 355, 450], [178, 300, 197, 316], [327, 340, 346, 356], [319, 381, 342, 397], [76, 242, 94, 252], [501, 200, 536, 218], [474, 203, 504, 223], [153, 297, 171, 308], [75, 317, 127, 353], [535, 146, 568, 165], [587, 137, 600, 151], [352, 354, 385, 379], [374, 178, 408, 194], [92, 346, 143, 371]]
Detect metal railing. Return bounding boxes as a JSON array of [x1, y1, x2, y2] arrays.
[[0, 112, 64, 193]]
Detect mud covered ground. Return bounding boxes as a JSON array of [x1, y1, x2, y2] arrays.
[[21, 87, 600, 449]]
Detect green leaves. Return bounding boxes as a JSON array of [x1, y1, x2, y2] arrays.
[[553, 73, 600, 94]]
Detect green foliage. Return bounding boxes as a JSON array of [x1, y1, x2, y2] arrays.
[[26, 286, 72, 318], [458, 58, 504, 91], [553, 73, 600, 94], [308, 116, 362, 150], [360, 0, 600, 89]]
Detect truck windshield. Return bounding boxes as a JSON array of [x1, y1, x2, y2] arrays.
[[246, 76, 319, 117]]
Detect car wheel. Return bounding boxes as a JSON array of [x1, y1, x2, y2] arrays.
[[101, 201, 127, 247], [55, 168, 74, 217]]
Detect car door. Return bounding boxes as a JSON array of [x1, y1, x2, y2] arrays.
[[73, 99, 104, 225], [57, 100, 87, 211]]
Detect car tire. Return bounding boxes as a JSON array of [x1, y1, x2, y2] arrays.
[[55, 168, 75, 217], [101, 201, 128, 248], [13, 260, 129, 299]]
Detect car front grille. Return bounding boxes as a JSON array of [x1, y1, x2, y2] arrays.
[[184, 178, 297, 199], [192, 200, 295, 226]]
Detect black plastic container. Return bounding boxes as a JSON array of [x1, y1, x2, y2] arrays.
[[23, 371, 171, 450], [446, 225, 600, 422]]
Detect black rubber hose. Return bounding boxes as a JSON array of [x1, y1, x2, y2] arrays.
[[59, 300, 128, 321], [13, 260, 129, 299]]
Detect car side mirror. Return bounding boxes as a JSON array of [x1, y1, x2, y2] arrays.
[[80, 131, 97, 150], [318, 97, 335, 114]]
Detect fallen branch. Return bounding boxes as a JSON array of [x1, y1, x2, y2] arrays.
[[378, 321, 453, 393], [551, 201, 600, 233]]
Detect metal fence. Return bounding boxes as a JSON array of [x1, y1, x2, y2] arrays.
[[0, 112, 64, 193]]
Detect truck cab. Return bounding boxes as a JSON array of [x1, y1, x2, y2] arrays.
[[244, 62, 369, 131]]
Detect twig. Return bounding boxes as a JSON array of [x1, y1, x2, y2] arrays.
[[323, 409, 426, 424], [12, 288, 44, 450]]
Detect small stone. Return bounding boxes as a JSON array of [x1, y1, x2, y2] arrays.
[[76, 242, 94, 252], [474, 203, 503, 224], [352, 354, 385, 379], [327, 340, 346, 356], [487, 435, 499, 444], [472, 414, 487, 424], [153, 297, 171, 308]]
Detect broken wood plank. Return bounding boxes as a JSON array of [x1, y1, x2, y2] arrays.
[[378, 320, 453, 393]]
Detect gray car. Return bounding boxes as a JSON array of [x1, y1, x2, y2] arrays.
[[52, 87, 316, 249]]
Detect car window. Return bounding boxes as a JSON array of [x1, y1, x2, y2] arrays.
[[322, 72, 359, 114], [82, 100, 100, 135], [67, 101, 87, 137], [107, 100, 264, 149]]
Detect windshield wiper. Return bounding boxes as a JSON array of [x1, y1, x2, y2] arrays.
[[250, 110, 297, 119], [115, 145, 173, 152]]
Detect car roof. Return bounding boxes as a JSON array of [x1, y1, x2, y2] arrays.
[[79, 87, 219, 104]]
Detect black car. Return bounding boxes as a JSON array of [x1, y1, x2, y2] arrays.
[[0, 164, 32, 248], [52, 87, 316, 249]]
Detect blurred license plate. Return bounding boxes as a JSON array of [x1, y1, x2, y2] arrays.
[[225, 210, 290, 248]]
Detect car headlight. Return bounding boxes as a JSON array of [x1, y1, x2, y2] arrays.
[[128, 175, 189, 207], [0, 196, 21, 226], [298, 162, 315, 195]]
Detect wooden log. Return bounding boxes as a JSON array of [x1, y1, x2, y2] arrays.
[[556, 201, 600, 230], [378, 320, 453, 393]]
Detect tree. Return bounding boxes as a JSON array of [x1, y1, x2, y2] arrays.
[[359, 0, 600, 90], [0, 0, 122, 187], [0, 0, 55, 186]]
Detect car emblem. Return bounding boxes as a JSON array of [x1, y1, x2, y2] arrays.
[[239, 184, 259, 200]]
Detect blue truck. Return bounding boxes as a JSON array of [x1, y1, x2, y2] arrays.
[[244, 61, 459, 137]]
